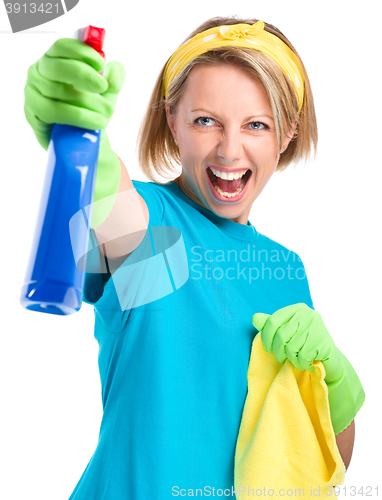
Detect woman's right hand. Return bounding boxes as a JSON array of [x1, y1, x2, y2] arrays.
[[24, 37, 125, 150]]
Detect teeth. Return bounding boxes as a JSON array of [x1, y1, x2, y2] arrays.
[[210, 167, 248, 180], [211, 177, 246, 199]]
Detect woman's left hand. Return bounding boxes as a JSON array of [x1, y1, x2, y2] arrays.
[[252, 303, 366, 435], [252, 303, 338, 376]]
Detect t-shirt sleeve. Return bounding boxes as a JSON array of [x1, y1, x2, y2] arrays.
[[132, 180, 165, 228], [81, 180, 166, 331]]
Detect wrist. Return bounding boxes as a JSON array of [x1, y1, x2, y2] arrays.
[[93, 132, 121, 201], [323, 348, 366, 435], [323, 346, 344, 384]]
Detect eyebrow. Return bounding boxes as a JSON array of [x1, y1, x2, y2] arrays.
[[190, 109, 274, 122]]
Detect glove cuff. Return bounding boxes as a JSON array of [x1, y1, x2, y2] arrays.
[[90, 131, 121, 228], [325, 348, 366, 434]]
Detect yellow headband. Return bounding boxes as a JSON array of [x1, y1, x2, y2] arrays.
[[161, 21, 304, 112]]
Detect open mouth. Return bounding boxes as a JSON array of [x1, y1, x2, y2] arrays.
[[206, 167, 252, 199]]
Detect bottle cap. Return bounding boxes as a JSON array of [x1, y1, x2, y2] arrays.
[[82, 25, 106, 59]]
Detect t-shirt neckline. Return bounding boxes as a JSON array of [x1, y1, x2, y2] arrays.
[[164, 181, 259, 241]]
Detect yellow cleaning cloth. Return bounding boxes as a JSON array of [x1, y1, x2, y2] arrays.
[[234, 332, 346, 499]]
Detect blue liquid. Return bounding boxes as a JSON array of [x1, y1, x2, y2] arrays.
[[20, 124, 101, 315]]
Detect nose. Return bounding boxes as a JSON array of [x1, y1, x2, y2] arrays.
[[216, 128, 243, 163]]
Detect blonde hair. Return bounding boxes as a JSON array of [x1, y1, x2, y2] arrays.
[[136, 16, 318, 183]]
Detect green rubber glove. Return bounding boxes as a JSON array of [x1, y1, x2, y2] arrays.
[[24, 37, 126, 227], [252, 303, 365, 435]]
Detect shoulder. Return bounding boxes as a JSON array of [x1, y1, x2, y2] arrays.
[[132, 179, 173, 195], [131, 180, 177, 208], [132, 179, 164, 200], [132, 179, 163, 191]]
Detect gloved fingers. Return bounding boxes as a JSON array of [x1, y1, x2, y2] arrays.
[[253, 303, 336, 373], [27, 62, 115, 121], [30, 73, 115, 119], [298, 331, 333, 365], [37, 55, 108, 94], [252, 305, 302, 335], [102, 61, 126, 96], [297, 346, 318, 372], [285, 328, 315, 371], [261, 316, 289, 354], [252, 309, 293, 353], [260, 306, 299, 354], [25, 84, 108, 131], [45, 37, 105, 73], [251, 312, 270, 334], [24, 107, 52, 150], [272, 315, 301, 364]]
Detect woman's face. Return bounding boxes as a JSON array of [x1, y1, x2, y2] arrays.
[[165, 63, 295, 225]]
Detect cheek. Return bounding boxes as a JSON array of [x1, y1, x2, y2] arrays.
[[250, 135, 279, 164], [179, 133, 209, 161]]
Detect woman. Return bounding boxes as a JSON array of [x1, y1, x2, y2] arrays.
[[24, 15, 364, 499]]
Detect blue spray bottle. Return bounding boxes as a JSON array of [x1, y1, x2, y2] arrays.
[[20, 26, 106, 316]]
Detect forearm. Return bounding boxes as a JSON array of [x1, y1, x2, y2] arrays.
[[335, 419, 355, 471], [92, 156, 149, 260]]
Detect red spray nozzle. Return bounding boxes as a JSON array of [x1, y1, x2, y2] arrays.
[[82, 25, 106, 59]]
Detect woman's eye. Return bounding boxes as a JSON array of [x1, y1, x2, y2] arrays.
[[249, 122, 269, 131], [194, 117, 270, 131], [194, 117, 215, 127]]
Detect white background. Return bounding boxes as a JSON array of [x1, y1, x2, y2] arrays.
[[1, 0, 380, 498]]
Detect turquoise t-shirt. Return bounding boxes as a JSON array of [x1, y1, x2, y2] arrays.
[[69, 180, 314, 500]]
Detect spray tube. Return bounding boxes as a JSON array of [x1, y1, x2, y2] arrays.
[[20, 26, 106, 316]]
